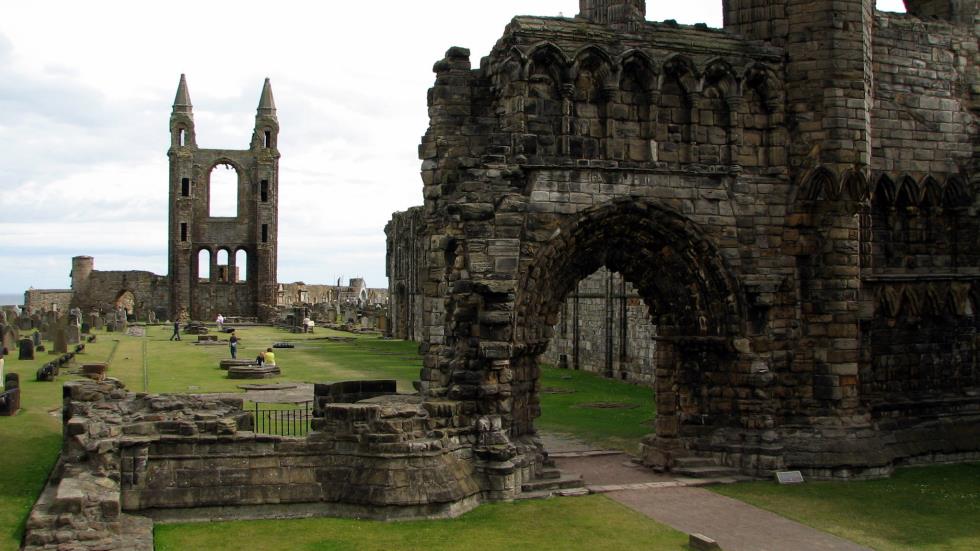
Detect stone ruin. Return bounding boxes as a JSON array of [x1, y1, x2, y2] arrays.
[[22, 1, 980, 548], [24, 379, 481, 549], [387, 0, 980, 478]]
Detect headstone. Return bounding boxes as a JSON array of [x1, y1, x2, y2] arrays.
[[147, 311, 157, 324], [17, 314, 32, 331], [69, 307, 82, 327], [775, 471, 805, 484], [18, 338, 34, 360], [80, 322, 90, 334], [53, 317, 68, 354], [0, 373, 20, 416], [32, 332, 42, 347], [67, 325, 81, 345]]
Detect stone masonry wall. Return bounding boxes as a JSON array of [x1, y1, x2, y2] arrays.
[[72, 269, 170, 321], [386, 207, 425, 341], [541, 268, 657, 385], [404, 0, 979, 479], [23, 289, 73, 314]]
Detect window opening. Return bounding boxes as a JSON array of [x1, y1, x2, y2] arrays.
[[261, 224, 269, 243], [180, 223, 188, 242], [264, 131, 272, 148], [236, 249, 248, 282], [209, 163, 239, 217], [178, 128, 186, 146], [198, 249, 211, 281], [261, 180, 269, 202], [181, 178, 190, 197]]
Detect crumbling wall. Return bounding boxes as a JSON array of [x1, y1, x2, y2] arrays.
[[71, 269, 170, 321], [23, 289, 73, 314], [25, 380, 484, 550], [541, 268, 657, 385], [386, 207, 425, 341]]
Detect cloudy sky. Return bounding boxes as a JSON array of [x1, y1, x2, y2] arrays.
[[0, 1, 906, 294]]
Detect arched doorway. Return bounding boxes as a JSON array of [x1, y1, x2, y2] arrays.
[[509, 199, 745, 467], [114, 290, 136, 316]]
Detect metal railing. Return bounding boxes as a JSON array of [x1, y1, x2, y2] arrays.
[[252, 401, 313, 437]]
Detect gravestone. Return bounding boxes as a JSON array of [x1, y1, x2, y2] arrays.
[[18, 338, 34, 360], [16, 314, 32, 331], [67, 325, 81, 345], [147, 311, 157, 324], [80, 322, 90, 334], [90, 313, 103, 331], [0, 373, 20, 416], [53, 318, 68, 354], [0, 324, 17, 353], [32, 331, 42, 347]]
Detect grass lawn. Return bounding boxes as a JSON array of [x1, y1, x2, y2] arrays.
[[712, 462, 980, 551], [537, 364, 654, 453], [154, 494, 688, 551]]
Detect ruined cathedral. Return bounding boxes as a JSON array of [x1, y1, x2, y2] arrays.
[[389, 0, 980, 476]]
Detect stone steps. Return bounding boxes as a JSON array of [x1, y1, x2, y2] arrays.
[[521, 473, 585, 493], [672, 456, 741, 479]]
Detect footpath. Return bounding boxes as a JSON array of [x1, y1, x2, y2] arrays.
[[543, 433, 871, 551]]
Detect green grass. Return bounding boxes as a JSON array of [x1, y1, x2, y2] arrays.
[[712, 462, 980, 551], [154, 494, 688, 551], [537, 364, 654, 453], [5, 326, 980, 551]]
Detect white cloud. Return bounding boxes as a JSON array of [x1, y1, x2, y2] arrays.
[[0, 1, 908, 293]]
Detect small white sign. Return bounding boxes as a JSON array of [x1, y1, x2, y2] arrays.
[[776, 470, 805, 484]]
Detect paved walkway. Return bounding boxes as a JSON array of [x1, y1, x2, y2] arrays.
[[608, 487, 871, 551], [543, 432, 871, 551]]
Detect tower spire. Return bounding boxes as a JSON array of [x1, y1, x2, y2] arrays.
[[173, 74, 193, 114], [257, 78, 276, 117]]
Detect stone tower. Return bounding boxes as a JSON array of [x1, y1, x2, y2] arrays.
[[70, 256, 94, 291], [167, 75, 280, 322], [578, 0, 646, 30]]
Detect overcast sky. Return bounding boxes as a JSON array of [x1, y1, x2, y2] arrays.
[[0, 1, 906, 293]]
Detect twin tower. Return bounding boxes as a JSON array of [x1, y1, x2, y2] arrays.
[[167, 75, 280, 322]]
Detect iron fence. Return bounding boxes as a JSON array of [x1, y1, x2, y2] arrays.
[[252, 401, 313, 437]]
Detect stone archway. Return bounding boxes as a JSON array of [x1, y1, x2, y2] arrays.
[[114, 290, 136, 316], [508, 198, 746, 467]]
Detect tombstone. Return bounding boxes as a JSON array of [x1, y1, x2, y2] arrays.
[[92, 313, 104, 331], [18, 338, 34, 360], [0, 373, 20, 416], [69, 307, 82, 327], [16, 313, 32, 331], [0, 324, 17, 353], [32, 331, 42, 347], [147, 311, 157, 324], [81, 322, 90, 334], [53, 318, 68, 354], [67, 325, 81, 345]]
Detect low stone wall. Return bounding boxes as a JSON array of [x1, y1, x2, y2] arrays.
[[23, 379, 499, 550]]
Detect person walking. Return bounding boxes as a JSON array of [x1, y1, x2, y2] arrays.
[[170, 320, 181, 341], [229, 330, 239, 359]]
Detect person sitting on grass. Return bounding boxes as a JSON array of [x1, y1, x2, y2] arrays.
[[263, 347, 276, 366]]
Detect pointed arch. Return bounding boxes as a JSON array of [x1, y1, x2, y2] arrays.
[[525, 41, 571, 83], [702, 57, 739, 99], [570, 45, 615, 83], [942, 175, 971, 208], [797, 166, 839, 203], [661, 54, 700, 95], [895, 175, 920, 209], [919, 175, 942, 209], [840, 170, 869, 202], [872, 173, 897, 207]]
